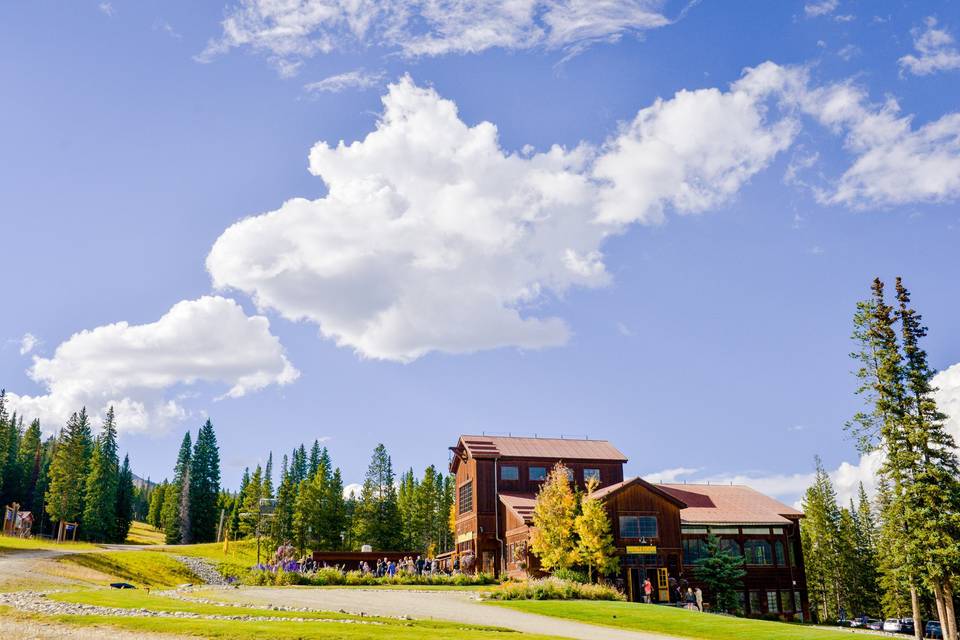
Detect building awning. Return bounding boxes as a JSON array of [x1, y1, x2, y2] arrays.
[[499, 492, 537, 525]]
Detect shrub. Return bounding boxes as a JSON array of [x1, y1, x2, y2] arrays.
[[240, 566, 497, 587], [485, 577, 625, 601], [552, 568, 588, 584]]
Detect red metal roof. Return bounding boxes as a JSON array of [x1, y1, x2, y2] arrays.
[[457, 435, 628, 462], [658, 483, 803, 525], [499, 492, 537, 525], [588, 477, 688, 508]]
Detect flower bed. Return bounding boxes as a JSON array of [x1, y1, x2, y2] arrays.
[[242, 566, 498, 587], [484, 577, 625, 601]]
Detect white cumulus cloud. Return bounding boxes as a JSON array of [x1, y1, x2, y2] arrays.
[[7, 296, 298, 434], [804, 0, 838, 18], [899, 17, 960, 77], [209, 68, 797, 362], [198, 0, 675, 75]]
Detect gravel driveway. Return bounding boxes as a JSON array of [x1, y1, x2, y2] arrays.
[[214, 587, 682, 640]]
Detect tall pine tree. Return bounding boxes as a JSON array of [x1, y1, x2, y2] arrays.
[[82, 407, 119, 542], [188, 419, 221, 543]]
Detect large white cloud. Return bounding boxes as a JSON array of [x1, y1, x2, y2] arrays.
[[7, 296, 299, 434], [209, 69, 795, 361], [198, 0, 673, 75]]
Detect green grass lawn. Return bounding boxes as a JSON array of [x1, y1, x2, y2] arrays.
[[58, 551, 200, 588], [488, 600, 861, 640], [124, 521, 165, 545], [0, 535, 98, 554]]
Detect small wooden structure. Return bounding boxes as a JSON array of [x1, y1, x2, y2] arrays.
[[57, 520, 79, 543], [2, 503, 32, 538], [311, 550, 416, 571]]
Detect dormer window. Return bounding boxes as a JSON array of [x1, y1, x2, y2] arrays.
[[500, 465, 519, 481], [529, 466, 547, 481]]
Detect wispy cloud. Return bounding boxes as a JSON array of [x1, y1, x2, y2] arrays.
[[98, 2, 114, 17], [899, 17, 960, 76], [804, 0, 838, 18], [154, 20, 183, 40], [304, 69, 386, 94], [19, 333, 39, 356]]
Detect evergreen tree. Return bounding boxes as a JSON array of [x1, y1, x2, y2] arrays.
[[164, 432, 192, 544], [695, 534, 747, 613], [16, 419, 43, 516], [82, 407, 119, 542], [351, 444, 401, 550], [115, 454, 134, 542], [530, 463, 578, 572], [574, 478, 619, 581], [45, 409, 93, 538], [239, 465, 264, 539], [800, 457, 847, 622], [850, 484, 881, 617], [148, 481, 167, 529], [188, 419, 221, 543], [0, 411, 22, 506], [308, 441, 320, 478], [262, 451, 274, 499], [272, 465, 297, 548], [325, 467, 346, 549]]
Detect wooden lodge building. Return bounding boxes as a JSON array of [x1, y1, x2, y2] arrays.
[[449, 434, 809, 620]]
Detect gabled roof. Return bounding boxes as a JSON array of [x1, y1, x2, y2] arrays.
[[658, 483, 803, 525], [499, 492, 536, 525], [588, 477, 688, 509], [454, 435, 628, 462]]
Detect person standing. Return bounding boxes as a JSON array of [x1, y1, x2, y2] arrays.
[[643, 578, 653, 604], [695, 587, 703, 612]]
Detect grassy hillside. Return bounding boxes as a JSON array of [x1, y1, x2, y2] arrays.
[[0, 535, 98, 554], [124, 521, 164, 545], [57, 551, 199, 588]]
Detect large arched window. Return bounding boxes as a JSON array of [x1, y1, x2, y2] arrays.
[[744, 540, 773, 565], [720, 538, 742, 557]]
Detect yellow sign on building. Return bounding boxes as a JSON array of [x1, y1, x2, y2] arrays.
[[456, 531, 474, 544], [626, 545, 657, 554]]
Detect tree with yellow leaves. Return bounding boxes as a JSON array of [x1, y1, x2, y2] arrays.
[[575, 477, 619, 581], [531, 462, 578, 572]]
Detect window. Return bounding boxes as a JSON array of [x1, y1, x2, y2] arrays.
[[774, 541, 785, 566], [794, 591, 802, 613], [788, 540, 796, 566], [529, 466, 547, 481], [619, 515, 658, 538], [742, 527, 771, 534], [749, 591, 762, 614], [709, 527, 741, 534], [500, 465, 518, 481], [767, 591, 779, 613], [682, 526, 708, 534], [744, 540, 773, 565], [584, 468, 600, 482], [781, 590, 793, 612], [771, 527, 784, 535], [458, 481, 473, 515], [682, 538, 708, 564], [565, 467, 575, 481], [720, 539, 742, 557]]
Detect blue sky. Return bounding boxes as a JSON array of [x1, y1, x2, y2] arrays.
[[2, 0, 959, 504]]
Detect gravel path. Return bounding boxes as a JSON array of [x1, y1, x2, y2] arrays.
[[169, 555, 229, 585], [0, 618, 195, 640], [212, 587, 684, 640]]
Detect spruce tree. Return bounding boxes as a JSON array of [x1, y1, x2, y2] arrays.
[[164, 432, 192, 544], [351, 444, 401, 550], [45, 409, 93, 538], [16, 419, 43, 516], [262, 451, 274, 499], [82, 407, 119, 542], [800, 457, 847, 622], [695, 534, 747, 613], [147, 481, 167, 529], [188, 419, 221, 543], [239, 465, 263, 539], [308, 441, 320, 479], [115, 454, 134, 542]]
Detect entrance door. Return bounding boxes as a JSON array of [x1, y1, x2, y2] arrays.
[[625, 567, 648, 602]]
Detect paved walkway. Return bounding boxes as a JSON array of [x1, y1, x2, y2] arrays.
[[215, 587, 683, 640]]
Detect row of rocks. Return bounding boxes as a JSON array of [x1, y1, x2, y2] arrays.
[[154, 587, 414, 620], [0, 591, 382, 625], [169, 555, 229, 586]]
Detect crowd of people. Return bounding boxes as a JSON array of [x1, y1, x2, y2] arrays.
[[358, 555, 445, 577], [269, 541, 467, 577]]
